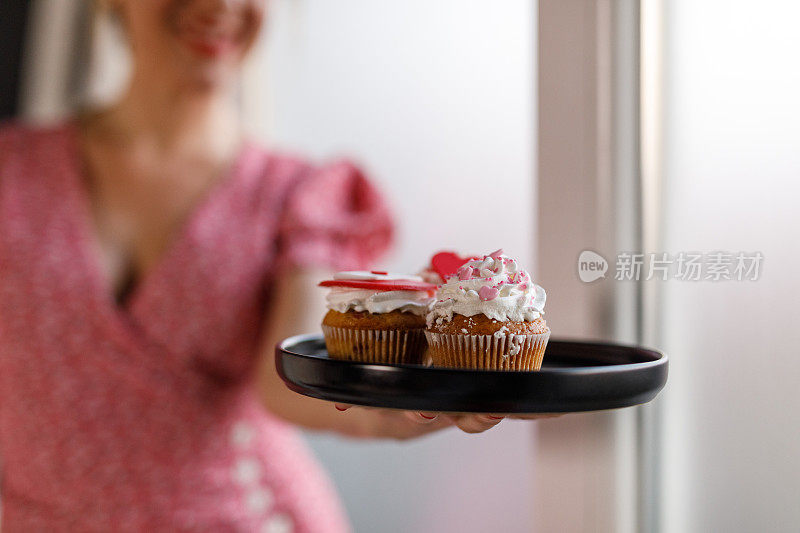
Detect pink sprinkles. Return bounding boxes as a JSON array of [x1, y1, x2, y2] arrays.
[[457, 265, 473, 281], [444, 250, 532, 304], [478, 286, 499, 301]]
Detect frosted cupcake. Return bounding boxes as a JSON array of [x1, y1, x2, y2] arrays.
[[320, 271, 437, 364], [425, 249, 550, 370]]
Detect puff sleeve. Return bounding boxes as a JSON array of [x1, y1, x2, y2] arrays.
[[277, 159, 394, 271]]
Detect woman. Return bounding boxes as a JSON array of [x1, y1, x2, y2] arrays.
[[0, 1, 542, 530]]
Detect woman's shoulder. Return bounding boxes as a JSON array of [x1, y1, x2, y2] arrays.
[[258, 146, 314, 188], [0, 119, 72, 144], [0, 119, 73, 166], [0, 120, 74, 197], [259, 144, 393, 270], [244, 142, 358, 199]]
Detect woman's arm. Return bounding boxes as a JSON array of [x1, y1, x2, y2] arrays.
[[255, 269, 507, 439]]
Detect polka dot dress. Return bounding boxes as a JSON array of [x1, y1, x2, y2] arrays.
[[0, 122, 393, 532]]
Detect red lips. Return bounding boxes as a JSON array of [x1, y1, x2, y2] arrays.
[[184, 37, 236, 58]]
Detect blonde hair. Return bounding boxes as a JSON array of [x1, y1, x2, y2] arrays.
[[92, 0, 123, 22], [90, 0, 125, 38], [84, 0, 130, 109], [93, 0, 114, 11]]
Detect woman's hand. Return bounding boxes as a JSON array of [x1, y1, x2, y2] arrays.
[[330, 403, 507, 439], [331, 404, 562, 439]]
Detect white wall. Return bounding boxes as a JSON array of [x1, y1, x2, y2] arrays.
[[246, 0, 535, 270], [661, 2, 800, 532], [246, 1, 537, 531]]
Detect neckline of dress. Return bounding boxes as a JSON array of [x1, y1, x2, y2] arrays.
[[60, 118, 256, 323]]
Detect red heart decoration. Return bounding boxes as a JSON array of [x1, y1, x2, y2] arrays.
[[319, 279, 437, 292], [430, 251, 477, 281]]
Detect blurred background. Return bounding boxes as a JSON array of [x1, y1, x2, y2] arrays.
[[2, 0, 799, 532]]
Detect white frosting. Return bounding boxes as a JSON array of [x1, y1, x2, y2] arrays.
[[326, 287, 434, 316], [426, 252, 546, 326], [416, 268, 444, 285]]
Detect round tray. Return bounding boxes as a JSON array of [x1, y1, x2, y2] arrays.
[[275, 334, 668, 413]]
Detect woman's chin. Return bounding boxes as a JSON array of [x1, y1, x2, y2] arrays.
[[160, 39, 242, 93], [173, 58, 240, 93]]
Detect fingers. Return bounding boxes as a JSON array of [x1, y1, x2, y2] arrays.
[[448, 414, 505, 434], [335, 403, 441, 424], [334, 403, 559, 424], [331, 405, 510, 439], [392, 414, 454, 440], [506, 413, 562, 420], [403, 411, 440, 424], [334, 403, 444, 429]]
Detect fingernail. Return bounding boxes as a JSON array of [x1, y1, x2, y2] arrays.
[[488, 415, 505, 420], [335, 405, 348, 412], [419, 412, 438, 420]]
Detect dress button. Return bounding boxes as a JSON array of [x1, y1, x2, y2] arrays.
[[262, 513, 294, 533], [231, 457, 262, 486], [231, 421, 256, 449], [246, 487, 275, 514]]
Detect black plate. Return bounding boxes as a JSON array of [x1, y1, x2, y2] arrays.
[[275, 334, 668, 413]]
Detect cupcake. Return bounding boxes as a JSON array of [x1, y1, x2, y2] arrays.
[[425, 249, 550, 370], [319, 271, 437, 364]]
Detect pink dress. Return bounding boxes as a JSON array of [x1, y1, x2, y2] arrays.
[[0, 122, 393, 532]]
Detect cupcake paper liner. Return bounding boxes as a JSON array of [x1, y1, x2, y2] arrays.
[[425, 329, 550, 371], [321, 325, 427, 365]]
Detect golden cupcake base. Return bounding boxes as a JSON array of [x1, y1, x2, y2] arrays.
[[425, 329, 550, 370]]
